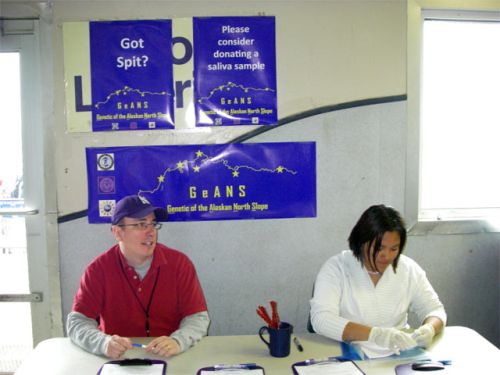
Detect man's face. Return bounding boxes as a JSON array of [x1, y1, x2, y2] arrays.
[[112, 212, 158, 265]]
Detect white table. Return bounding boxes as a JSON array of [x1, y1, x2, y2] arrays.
[[14, 326, 499, 374]]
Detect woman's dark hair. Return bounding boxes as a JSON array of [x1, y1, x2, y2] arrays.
[[348, 204, 407, 272]]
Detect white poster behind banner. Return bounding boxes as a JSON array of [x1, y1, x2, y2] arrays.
[[63, 21, 92, 132]]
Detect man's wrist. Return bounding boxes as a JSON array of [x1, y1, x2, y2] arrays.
[[169, 334, 185, 352], [101, 335, 112, 356], [172, 337, 181, 347]]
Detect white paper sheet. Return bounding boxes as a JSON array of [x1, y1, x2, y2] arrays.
[[354, 341, 395, 359], [200, 369, 264, 375], [353, 341, 427, 360], [294, 361, 363, 375]]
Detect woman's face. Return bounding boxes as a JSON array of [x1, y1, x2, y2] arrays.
[[363, 230, 401, 273]]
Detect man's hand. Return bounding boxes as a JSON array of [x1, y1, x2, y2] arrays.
[[105, 335, 133, 359], [145, 336, 181, 357]]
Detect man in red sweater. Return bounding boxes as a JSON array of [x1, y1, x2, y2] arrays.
[[67, 195, 209, 358]]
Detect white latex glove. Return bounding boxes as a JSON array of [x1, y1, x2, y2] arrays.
[[368, 327, 417, 355], [412, 323, 435, 348]]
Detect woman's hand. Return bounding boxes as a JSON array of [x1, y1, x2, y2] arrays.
[[368, 327, 417, 354], [412, 323, 435, 348]]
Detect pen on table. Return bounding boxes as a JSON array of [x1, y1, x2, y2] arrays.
[[293, 336, 304, 352], [305, 356, 339, 365], [132, 343, 146, 349], [415, 358, 452, 366]]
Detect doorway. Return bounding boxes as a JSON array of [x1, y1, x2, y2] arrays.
[[0, 19, 63, 373]]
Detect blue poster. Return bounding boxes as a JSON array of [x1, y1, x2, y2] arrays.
[[89, 20, 174, 131], [86, 142, 316, 223], [193, 17, 277, 127]]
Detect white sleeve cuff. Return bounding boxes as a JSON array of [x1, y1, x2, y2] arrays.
[[310, 311, 350, 342], [170, 311, 210, 352]]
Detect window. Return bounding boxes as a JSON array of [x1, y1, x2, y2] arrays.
[[419, 10, 500, 222], [0, 51, 33, 374]]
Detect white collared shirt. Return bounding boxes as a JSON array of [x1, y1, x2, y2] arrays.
[[310, 250, 447, 341]]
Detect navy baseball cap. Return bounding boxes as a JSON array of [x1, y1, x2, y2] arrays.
[[111, 195, 168, 224]]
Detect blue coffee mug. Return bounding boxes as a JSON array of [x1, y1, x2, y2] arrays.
[[258, 322, 293, 357]]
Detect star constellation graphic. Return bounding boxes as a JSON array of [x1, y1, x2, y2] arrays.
[[94, 86, 172, 109], [138, 149, 297, 196], [197, 81, 275, 104]]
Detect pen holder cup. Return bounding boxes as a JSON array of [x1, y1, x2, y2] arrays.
[[258, 322, 293, 358]]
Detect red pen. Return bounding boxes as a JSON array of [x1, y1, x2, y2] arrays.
[[256, 305, 273, 326]]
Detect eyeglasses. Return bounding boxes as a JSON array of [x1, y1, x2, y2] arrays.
[[116, 222, 162, 230]]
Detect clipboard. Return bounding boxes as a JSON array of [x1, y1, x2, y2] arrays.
[[97, 358, 167, 375], [292, 358, 365, 375], [196, 363, 265, 375]]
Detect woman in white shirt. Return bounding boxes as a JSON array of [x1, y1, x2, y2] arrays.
[[310, 204, 446, 354]]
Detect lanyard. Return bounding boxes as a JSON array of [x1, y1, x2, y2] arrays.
[[119, 255, 161, 336]]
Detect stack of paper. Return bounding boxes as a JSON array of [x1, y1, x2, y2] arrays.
[[294, 361, 364, 375]]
